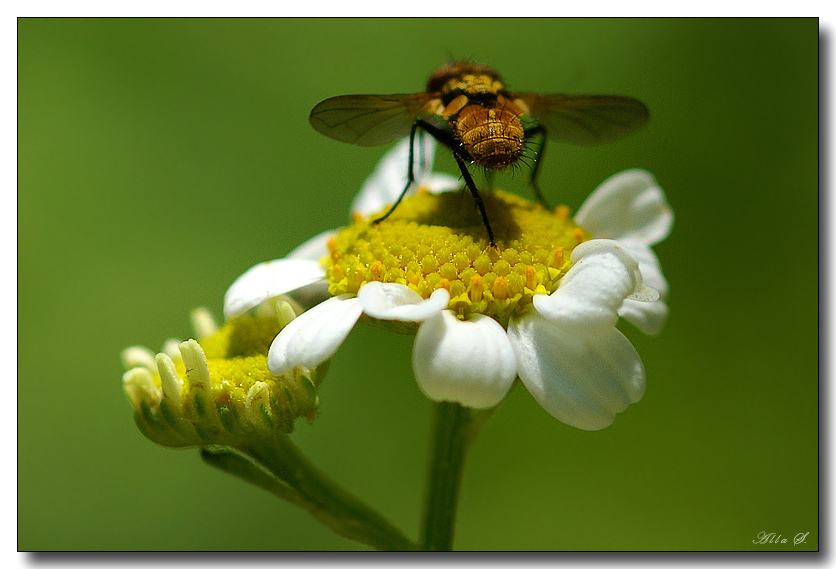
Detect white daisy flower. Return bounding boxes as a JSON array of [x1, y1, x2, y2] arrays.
[[224, 137, 673, 431]]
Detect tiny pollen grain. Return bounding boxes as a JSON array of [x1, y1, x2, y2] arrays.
[[325, 188, 587, 327]]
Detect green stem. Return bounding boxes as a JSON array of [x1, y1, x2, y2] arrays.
[[202, 436, 417, 551], [420, 402, 477, 551]]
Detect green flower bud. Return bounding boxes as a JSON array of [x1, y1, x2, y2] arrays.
[[122, 300, 326, 449]]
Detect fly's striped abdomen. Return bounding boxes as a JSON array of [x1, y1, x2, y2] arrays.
[[454, 105, 525, 170]]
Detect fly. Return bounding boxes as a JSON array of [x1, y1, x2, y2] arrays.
[[309, 61, 649, 246]]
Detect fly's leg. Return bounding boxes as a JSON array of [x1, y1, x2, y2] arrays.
[[372, 121, 426, 224], [524, 124, 551, 210], [374, 120, 496, 247], [452, 153, 496, 246], [416, 122, 497, 246]]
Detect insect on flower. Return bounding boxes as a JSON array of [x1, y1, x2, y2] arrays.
[[309, 61, 649, 246]]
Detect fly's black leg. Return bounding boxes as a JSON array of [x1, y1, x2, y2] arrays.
[[373, 120, 496, 247], [373, 120, 461, 224], [453, 153, 496, 247], [418, 122, 496, 245], [373, 121, 424, 224], [524, 124, 552, 210]]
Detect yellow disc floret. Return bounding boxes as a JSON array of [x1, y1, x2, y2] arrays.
[[326, 189, 587, 328]]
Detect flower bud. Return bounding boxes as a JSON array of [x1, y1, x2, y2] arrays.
[[122, 304, 325, 449]]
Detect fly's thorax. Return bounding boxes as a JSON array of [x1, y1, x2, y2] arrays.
[[325, 189, 587, 328], [453, 105, 525, 170], [440, 74, 505, 100], [428, 62, 504, 96]]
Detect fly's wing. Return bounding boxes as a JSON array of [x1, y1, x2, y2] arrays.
[[515, 94, 649, 145], [309, 93, 440, 147]]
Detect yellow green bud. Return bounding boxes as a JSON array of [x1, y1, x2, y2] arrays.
[[122, 302, 324, 449]]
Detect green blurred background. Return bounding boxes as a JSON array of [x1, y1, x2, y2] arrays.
[[18, 18, 818, 551]]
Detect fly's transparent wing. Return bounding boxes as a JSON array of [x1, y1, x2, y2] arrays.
[[516, 94, 649, 145], [309, 93, 439, 147]]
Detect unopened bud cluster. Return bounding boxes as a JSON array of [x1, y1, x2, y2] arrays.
[[122, 301, 324, 449]]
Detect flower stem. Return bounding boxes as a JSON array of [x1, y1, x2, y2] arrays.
[[202, 436, 417, 551], [420, 402, 478, 551]]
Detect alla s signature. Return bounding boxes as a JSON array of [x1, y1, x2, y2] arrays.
[[752, 531, 810, 546]]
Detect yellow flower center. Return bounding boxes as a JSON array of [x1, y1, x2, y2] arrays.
[[325, 188, 587, 327]]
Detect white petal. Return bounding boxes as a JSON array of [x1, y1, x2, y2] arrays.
[[224, 259, 327, 319], [287, 229, 337, 261], [422, 173, 461, 194], [533, 239, 643, 331], [619, 298, 669, 335], [413, 311, 517, 409], [618, 239, 669, 300], [628, 286, 659, 302], [284, 231, 339, 309], [351, 135, 439, 216], [575, 169, 673, 246], [358, 282, 450, 322], [289, 281, 332, 311], [267, 295, 362, 376], [508, 312, 645, 431], [615, 239, 670, 334]]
